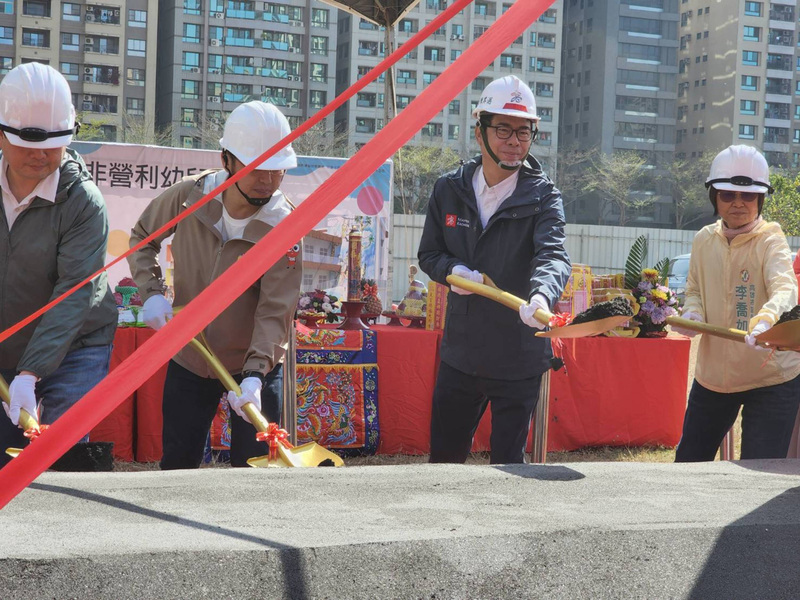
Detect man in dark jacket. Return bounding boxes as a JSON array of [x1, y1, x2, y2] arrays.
[[0, 63, 117, 468], [418, 75, 570, 464]]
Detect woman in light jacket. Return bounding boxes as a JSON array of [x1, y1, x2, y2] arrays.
[[672, 145, 800, 461]]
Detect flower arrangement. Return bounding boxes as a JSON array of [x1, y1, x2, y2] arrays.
[[632, 268, 679, 337], [297, 289, 341, 323]]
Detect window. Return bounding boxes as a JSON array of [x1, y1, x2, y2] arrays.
[[740, 100, 757, 116], [128, 9, 146, 27], [355, 117, 376, 134], [742, 50, 759, 66], [794, 130, 800, 144], [536, 82, 554, 97], [311, 35, 328, 55], [396, 69, 416, 84], [421, 122, 442, 137], [795, 105, 800, 120], [183, 0, 201, 14], [62, 2, 80, 20], [538, 131, 551, 146], [22, 29, 49, 48], [181, 79, 200, 99], [127, 97, 145, 116], [127, 39, 145, 57], [743, 26, 760, 42], [310, 63, 326, 83], [60, 62, 79, 81], [0, 56, 11, 74], [741, 75, 759, 91], [529, 32, 536, 47], [739, 124, 756, 140], [311, 8, 328, 28], [0, 1, 12, 14], [182, 51, 201, 70], [423, 72, 437, 85], [183, 23, 202, 43], [127, 68, 145, 86], [538, 107, 553, 122], [451, 49, 461, 61], [309, 90, 326, 109], [23, 0, 50, 17], [539, 33, 555, 48], [181, 136, 198, 149]]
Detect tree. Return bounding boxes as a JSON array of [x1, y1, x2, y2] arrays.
[[393, 144, 462, 214], [763, 171, 800, 236], [291, 122, 349, 158], [555, 143, 595, 214], [660, 150, 717, 230], [581, 150, 649, 226], [118, 110, 174, 146], [74, 112, 113, 142]]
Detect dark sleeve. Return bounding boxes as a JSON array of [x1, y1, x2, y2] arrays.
[[417, 180, 462, 285], [18, 182, 111, 377], [529, 183, 571, 307]]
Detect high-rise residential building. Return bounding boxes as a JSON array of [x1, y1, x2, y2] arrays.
[[0, 0, 157, 141], [677, 0, 798, 168], [156, 0, 337, 149], [333, 0, 562, 173], [560, 0, 679, 228]]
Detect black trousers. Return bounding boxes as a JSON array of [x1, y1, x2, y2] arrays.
[[429, 361, 542, 464], [160, 360, 282, 470]]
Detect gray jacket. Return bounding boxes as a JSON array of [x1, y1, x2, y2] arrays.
[[0, 148, 117, 378]]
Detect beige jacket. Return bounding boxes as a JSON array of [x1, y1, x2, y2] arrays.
[[128, 170, 303, 378], [683, 219, 800, 393]]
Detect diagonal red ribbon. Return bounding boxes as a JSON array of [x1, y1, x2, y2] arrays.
[[0, 0, 557, 509]]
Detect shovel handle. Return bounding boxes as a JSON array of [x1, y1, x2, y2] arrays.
[[666, 316, 747, 342], [184, 337, 271, 432], [445, 274, 554, 326], [0, 374, 40, 433]]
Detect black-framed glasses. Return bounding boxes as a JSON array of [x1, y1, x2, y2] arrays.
[[705, 175, 774, 194], [0, 122, 79, 143], [484, 124, 535, 142]]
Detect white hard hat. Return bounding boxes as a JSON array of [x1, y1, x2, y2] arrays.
[[0, 63, 77, 149], [471, 75, 539, 122], [705, 144, 773, 194], [219, 101, 297, 170]]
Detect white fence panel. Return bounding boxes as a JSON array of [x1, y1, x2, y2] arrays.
[[390, 216, 800, 302]]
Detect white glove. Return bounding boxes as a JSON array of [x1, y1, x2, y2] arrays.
[[450, 265, 483, 295], [6, 374, 38, 427], [745, 320, 771, 352], [671, 310, 703, 338], [519, 293, 550, 330], [226, 376, 263, 424], [141, 294, 173, 330]]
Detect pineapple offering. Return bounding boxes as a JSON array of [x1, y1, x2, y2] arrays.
[[361, 278, 383, 315]]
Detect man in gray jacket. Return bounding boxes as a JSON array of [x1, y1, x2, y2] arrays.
[[0, 63, 117, 469]]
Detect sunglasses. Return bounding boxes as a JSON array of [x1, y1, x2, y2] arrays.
[[705, 175, 774, 194], [0, 122, 79, 143], [716, 190, 760, 203]]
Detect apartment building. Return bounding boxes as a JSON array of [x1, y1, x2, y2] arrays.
[[560, 0, 678, 227], [677, 0, 799, 168], [0, 0, 157, 141], [156, 0, 337, 149], [332, 0, 562, 173]]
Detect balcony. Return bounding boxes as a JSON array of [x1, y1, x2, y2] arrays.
[[226, 8, 255, 19], [225, 37, 254, 47]]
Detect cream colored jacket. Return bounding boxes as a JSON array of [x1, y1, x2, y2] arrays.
[[683, 219, 800, 393], [128, 170, 303, 378]]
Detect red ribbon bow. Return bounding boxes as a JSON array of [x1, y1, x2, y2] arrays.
[[23, 424, 49, 441], [255, 423, 293, 460], [548, 313, 573, 328], [363, 284, 378, 298]]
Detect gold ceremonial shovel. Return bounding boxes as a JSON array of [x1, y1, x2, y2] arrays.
[[1, 374, 40, 458], [182, 330, 343, 468], [666, 315, 800, 351], [446, 274, 631, 338]]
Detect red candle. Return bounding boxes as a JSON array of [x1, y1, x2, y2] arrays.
[[347, 228, 362, 301]]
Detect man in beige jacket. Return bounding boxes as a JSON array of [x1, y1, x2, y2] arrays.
[[127, 102, 302, 469]]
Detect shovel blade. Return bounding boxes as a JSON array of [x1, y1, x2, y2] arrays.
[[757, 319, 800, 351], [535, 315, 632, 338], [247, 441, 344, 468], [5, 447, 23, 458]]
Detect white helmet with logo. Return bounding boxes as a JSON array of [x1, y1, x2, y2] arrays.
[[0, 63, 77, 149], [472, 75, 539, 122], [705, 144, 773, 195], [219, 101, 297, 170]]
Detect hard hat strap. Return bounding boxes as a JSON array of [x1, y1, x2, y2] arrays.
[[479, 125, 521, 171], [221, 150, 275, 207]]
